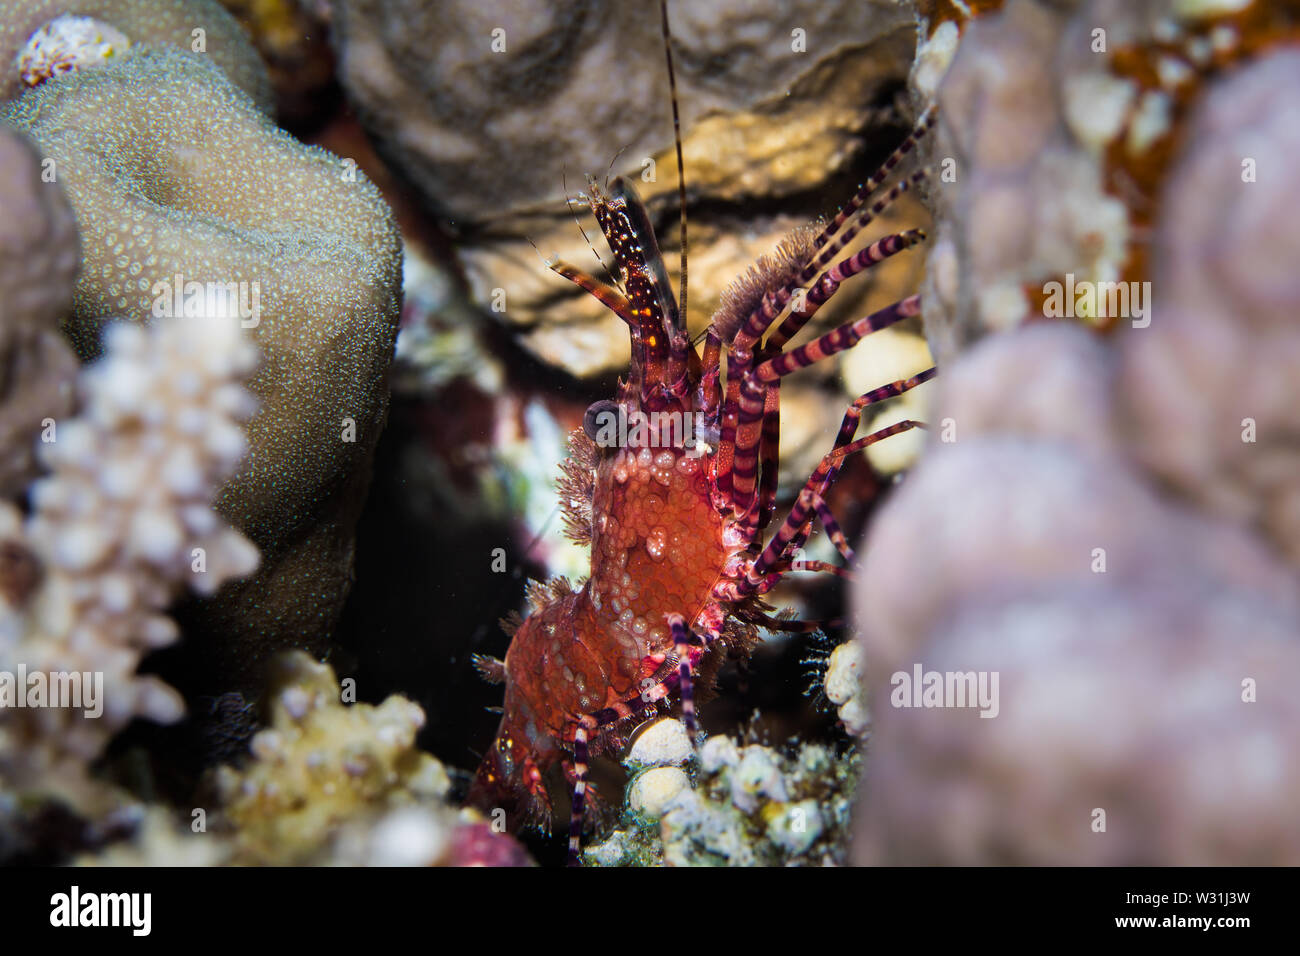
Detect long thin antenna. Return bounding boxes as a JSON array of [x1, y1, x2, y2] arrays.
[[659, 0, 688, 325]]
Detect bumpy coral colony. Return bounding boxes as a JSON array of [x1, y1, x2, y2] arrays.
[[468, 6, 938, 863]]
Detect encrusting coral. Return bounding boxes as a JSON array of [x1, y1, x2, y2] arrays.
[[822, 641, 869, 738], [71, 650, 534, 865], [0, 124, 79, 498], [0, 0, 273, 110], [914, 0, 1300, 359], [916, 0, 1130, 357], [14, 13, 130, 87], [2, 42, 404, 692], [0, 312, 260, 813]]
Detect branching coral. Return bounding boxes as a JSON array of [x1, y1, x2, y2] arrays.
[[0, 124, 79, 498], [72, 650, 534, 866], [211, 650, 531, 866], [2, 43, 403, 691], [0, 312, 260, 813]]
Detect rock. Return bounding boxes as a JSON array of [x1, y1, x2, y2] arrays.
[[329, 0, 921, 377]]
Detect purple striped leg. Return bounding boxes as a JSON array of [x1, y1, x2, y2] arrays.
[[666, 613, 706, 736], [803, 104, 936, 268]]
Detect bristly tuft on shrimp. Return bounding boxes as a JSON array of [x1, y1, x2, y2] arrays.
[[555, 429, 601, 547], [712, 223, 822, 345]]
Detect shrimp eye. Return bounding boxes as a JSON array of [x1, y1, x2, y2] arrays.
[[583, 400, 623, 447]]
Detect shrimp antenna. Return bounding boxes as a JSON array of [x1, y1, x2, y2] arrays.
[[604, 143, 632, 192], [564, 166, 620, 289], [659, 0, 688, 324]]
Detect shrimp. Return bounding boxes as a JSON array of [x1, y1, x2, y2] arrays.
[[467, 0, 936, 864]]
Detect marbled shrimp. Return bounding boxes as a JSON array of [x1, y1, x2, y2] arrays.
[[467, 0, 937, 864]]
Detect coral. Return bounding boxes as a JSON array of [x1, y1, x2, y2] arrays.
[[1119, 48, 1300, 566], [213, 650, 448, 863], [76, 807, 231, 866], [0, 0, 273, 110], [3, 44, 403, 691], [0, 313, 260, 812], [913, 0, 1300, 358], [73, 652, 533, 866], [626, 715, 694, 768], [0, 124, 79, 498], [211, 650, 531, 865], [857, 586, 1300, 865], [848, 0, 1300, 866], [916, 0, 1128, 356], [584, 722, 859, 866], [627, 766, 691, 820], [850, 323, 1300, 864]]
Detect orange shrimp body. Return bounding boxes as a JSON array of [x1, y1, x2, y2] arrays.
[[475, 432, 732, 824], [468, 174, 743, 822]]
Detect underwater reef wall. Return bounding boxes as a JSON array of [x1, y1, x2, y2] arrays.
[[0, 0, 411, 861]]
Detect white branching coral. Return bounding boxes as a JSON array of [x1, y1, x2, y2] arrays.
[[213, 651, 454, 865], [0, 313, 260, 810]]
